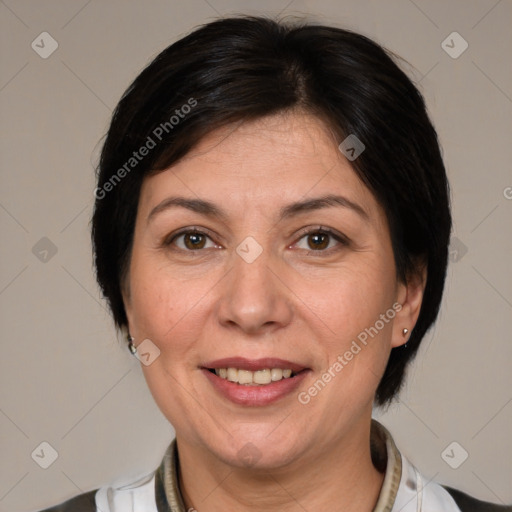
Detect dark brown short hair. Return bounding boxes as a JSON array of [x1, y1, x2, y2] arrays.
[[92, 16, 451, 405]]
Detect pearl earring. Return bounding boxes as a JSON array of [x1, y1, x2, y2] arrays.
[[402, 328, 410, 349]]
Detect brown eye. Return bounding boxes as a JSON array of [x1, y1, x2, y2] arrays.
[[307, 232, 330, 250], [183, 232, 207, 250], [169, 230, 217, 251], [294, 228, 348, 254]]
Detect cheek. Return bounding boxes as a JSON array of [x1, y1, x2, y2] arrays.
[[292, 255, 397, 397], [128, 257, 186, 340], [129, 263, 213, 429], [127, 253, 223, 370], [295, 258, 396, 339]]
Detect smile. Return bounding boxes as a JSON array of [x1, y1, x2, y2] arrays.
[[212, 367, 295, 385], [201, 357, 310, 406]]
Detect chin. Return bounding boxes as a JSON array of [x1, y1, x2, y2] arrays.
[[210, 428, 307, 471]]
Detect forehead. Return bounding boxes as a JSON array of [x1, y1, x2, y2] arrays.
[[174, 112, 346, 180], [139, 112, 377, 219]]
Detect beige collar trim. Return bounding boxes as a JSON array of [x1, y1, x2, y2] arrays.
[[159, 419, 402, 512], [370, 420, 403, 511]]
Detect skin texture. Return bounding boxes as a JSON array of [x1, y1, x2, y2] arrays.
[[124, 112, 425, 511]]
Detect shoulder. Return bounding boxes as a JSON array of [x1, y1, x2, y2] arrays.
[[35, 471, 158, 512], [36, 489, 98, 512], [396, 453, 512, 511], [443, 486, 512, 512]]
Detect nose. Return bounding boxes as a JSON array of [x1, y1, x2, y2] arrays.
[[216, 246, 293, 335]]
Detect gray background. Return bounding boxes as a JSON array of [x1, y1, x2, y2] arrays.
[[1, 0, 511, 510]]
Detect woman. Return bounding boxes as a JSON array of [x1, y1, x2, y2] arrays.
[[39, 16, 510, 512]]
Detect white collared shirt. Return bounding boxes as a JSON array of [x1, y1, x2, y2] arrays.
[[93, 421, 465, 511], [94, 457, 463, 511]]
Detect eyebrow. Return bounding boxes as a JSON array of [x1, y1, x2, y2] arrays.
[[279, 194, 369, 221], [147, 194, 369, 224]]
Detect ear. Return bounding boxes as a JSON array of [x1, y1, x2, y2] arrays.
[[391, 265, 427, 348]]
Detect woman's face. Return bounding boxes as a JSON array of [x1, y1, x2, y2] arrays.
[[125, 112, 422, 469]]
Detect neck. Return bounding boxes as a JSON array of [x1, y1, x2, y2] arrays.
[[176, 419, 385, 512]]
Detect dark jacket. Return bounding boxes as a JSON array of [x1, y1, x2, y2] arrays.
[[39, 485, 512, 512]]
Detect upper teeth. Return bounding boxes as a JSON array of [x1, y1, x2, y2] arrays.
[[215, 368, 293, 385]]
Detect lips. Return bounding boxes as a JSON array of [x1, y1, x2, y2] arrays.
[[200, 357, 311, 406], [201, 357, 307, 373]]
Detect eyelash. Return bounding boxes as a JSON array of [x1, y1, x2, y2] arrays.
[[164, 226, 349, 256], [294, 226, 349, 256]]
